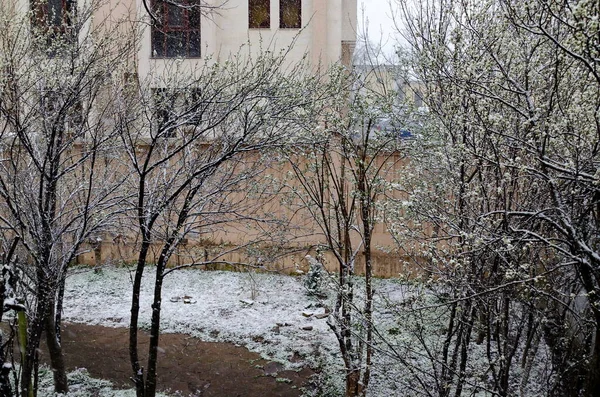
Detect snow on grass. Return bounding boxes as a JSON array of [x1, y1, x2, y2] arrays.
[[38, 367, 171, 397], [61, 266, 548, 396], [64, 267, 337, 368], [62, 266, 411, 396]]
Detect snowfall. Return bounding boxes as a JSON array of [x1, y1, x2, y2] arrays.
[[33, 265, 548, 397]]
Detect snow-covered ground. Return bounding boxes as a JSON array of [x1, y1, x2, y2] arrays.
[[58, 266, 408, 396], [38, 367, 171, 397], [64, 267, 338, 369], [52, 266, 547, 396]]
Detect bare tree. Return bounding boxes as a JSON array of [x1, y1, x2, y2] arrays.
[[116, 45, 330, 397], [0, 1, 134, 395], [283, 64, 409, 396]]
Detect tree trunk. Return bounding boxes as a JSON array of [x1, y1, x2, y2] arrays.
[[20, 307, 43, 397], [55, 271, 68, 344], [44, 299, 68, 394], [345, 369, 364, 397], [584, 322, 600, 397], [130, 240, 150, 397], [145, 256, 167, 397], [361, 225, 373, 395]]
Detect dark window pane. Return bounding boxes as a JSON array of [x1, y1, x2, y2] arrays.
[[152, 30, 165, 57], [166, 31, 186, 57], [280, 0, 300, 28], [249, 0, 270, 28], [154, 89, 173, 132], [48, 0, 62, 26], [189, 5, 200, 27], [189, 31, 200, 57], [167, 3, 184, 27], [184, 88, 203, 125]]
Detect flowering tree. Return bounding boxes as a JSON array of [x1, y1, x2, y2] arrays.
[[283, 62, 411, 396], [390, 0, 600, 395]]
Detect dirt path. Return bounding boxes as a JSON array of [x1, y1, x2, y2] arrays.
[[40, 323, 314, 397]]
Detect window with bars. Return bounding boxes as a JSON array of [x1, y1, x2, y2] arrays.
[[280, 0, 300, 29], [249, 0, 270, 28], [151, 0, 201, 58]]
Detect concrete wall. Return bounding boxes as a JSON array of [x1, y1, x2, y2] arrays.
[[78, 240, 423, 278]]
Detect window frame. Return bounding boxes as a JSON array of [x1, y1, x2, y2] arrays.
[[151, 0, 202, 59]]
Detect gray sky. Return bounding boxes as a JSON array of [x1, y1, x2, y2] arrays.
[[359, 0, 401, 56]]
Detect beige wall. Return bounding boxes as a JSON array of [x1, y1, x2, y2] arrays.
[[71, 149, 417, 278], [136, 0, 357, 80], [78, 239, 422, 278]]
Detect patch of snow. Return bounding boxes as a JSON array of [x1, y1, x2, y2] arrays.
[[60, 267, 425, 395], [37, 367, 172, 397], [63, 267, 338, 372]]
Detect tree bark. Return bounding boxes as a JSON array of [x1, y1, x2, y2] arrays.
[[130, 240, 150, 397], [584, 314, 600, 397], [345, 369, 364, 397], [20, 304, 43, 397], [44, 298, 68, 394], [145, 255, 167, 397]]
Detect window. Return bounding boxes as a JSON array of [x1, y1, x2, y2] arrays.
[[40, 90, 83, 138], [280, 0, 300, 29], [152, 0, 201, 58], [31, 0, 75, 41], [249, 0, 270, 28], [153, 88, 203, 137], [153, 89, 176, 136]]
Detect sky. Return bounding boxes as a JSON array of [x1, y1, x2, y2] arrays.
[[359, 0, 402, 57]]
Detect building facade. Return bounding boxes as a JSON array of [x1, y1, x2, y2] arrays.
[[88, 0, 357, 75]]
